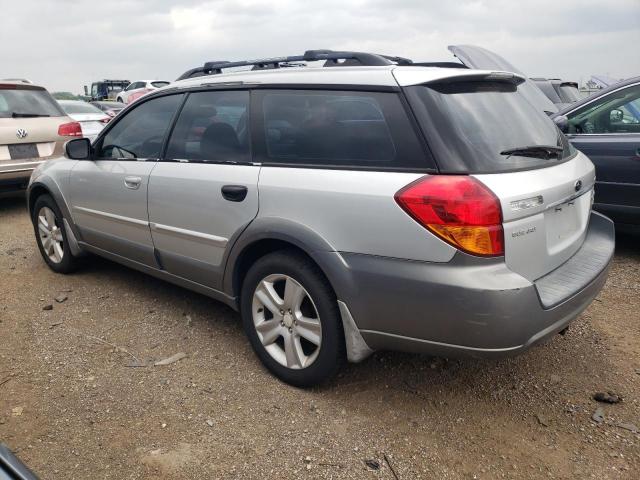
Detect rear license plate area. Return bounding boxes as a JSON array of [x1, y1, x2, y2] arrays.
[[546, 200, 581, 242], [9, 143, 39, 160]]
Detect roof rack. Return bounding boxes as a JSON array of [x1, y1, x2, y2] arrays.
[[176, 49, 396, 81], [175, 49, 469, 81]]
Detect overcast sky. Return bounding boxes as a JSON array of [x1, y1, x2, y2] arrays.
[[3, 0, 639, 92]]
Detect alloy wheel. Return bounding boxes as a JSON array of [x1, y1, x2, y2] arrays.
[[37, 206, 64, 263], [252, 274, 322, 369]]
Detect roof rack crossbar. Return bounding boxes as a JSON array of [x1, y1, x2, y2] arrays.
[[177, 50, 395, 80], [175, 50, 472, 81]]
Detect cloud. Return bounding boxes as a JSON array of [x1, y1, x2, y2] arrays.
[[2, 0, 638, 92]]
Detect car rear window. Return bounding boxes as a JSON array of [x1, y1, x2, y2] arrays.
[[405, 81, 576, 174], [59, 101, 104, 114], [151, 81, 170, 88], [259, 90, 432, 170], [0, 87, 65, 118]]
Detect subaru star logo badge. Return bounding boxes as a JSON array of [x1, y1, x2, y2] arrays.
[[574, 180, 583, 192], [16, 128, 28, 139]]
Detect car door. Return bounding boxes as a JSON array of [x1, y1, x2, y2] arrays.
[[68, 93, 184, 266], [565, 82, 640, 225], [147, 89, 259, 289]]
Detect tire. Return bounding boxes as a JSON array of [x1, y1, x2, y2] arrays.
[[240, 250, 345, 387], [32, 194, 82, 274]]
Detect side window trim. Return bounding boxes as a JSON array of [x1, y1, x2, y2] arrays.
[[92, 92, 184, 162]]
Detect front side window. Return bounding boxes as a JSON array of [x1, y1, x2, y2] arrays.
[[260, 90, 428, 169], [165, 90, 250, 163], [96, 94, 183, 160], [568, 84, 640, 134]]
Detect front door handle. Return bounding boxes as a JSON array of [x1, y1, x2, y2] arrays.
[[124, 176, 142, 190], [221, 185, 248, 202]]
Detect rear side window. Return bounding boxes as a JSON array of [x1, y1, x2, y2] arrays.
[[165, 90, 250, 163], [406, 81, 575, 174], [0, 87, 64, 118], [96, 94, 183, 160], [259, 90, 430, 169]]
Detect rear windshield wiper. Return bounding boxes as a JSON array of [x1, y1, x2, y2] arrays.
[[500, 144, 563, 159], [11, 112, 50, 118]]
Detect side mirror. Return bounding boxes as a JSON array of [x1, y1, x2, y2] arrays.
[[610, 109, 623, 123], [83, 85, 89, 96], [553, 114, 569, 134], [65, 138, 92, 160]]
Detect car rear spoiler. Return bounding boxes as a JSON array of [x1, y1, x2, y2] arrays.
[[394, 70, 527, 87]]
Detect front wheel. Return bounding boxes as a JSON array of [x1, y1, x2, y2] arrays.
[[240, 251, 345, 387], [32, 195, 82, 274]]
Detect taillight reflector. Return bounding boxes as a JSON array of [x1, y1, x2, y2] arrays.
[[58, 122, 82, 137], [395, 175, 504, 257]]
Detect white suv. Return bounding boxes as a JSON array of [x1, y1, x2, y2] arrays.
[[116, 80, 170, 104]]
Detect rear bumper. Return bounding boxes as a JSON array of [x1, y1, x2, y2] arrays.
[[319, 211, 615, 358], [0, 160, 47, 190]]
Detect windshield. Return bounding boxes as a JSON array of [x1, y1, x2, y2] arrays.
[[151, 81, 170, 88], [406, 81, 575, 173], [59, 101, 104, 114], [0, 87, 65, 118]]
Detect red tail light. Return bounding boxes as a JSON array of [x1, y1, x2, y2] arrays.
[[395, 175, 504, 257], [58, 121, 82, 137]]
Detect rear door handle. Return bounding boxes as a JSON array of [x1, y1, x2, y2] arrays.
[[221, 185, 248, 202], [124, 176, 142, 190]]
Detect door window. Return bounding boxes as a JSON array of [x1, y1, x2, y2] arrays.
[[95, 94, 183, 160], [165, 90, 250, 163], [568, 84, 640, 134]]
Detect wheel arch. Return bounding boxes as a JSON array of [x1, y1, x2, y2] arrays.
[[28, 179, 84, 256], [223, 217, 337, 301], [224, 217, 374, 363]]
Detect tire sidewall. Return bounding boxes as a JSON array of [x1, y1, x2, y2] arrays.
[[241, 252, 344, 387]]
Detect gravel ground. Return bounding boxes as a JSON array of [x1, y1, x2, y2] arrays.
[[1, 193, 639, 479]]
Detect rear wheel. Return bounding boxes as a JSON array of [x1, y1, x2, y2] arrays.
[[32, 195, 81, 274], [240, 251, 345, 387]]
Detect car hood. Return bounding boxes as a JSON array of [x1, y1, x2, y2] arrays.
[[448, 45, 559, 115]]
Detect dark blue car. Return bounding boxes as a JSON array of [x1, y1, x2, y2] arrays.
[[556, 76, 640, 230]]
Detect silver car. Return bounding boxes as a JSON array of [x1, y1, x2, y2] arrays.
[[28, 50, 615, 387]]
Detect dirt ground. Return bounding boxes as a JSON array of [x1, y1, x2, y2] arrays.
[[0, 193, 638, 480]]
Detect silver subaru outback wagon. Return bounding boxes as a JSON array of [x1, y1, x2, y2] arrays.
[[28, 50, 615, 387]]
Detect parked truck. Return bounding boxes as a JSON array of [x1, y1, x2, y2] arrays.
[[84, 80, 130, 101]]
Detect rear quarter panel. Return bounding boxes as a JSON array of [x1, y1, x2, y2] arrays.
[[256, 167, 457, 262]]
